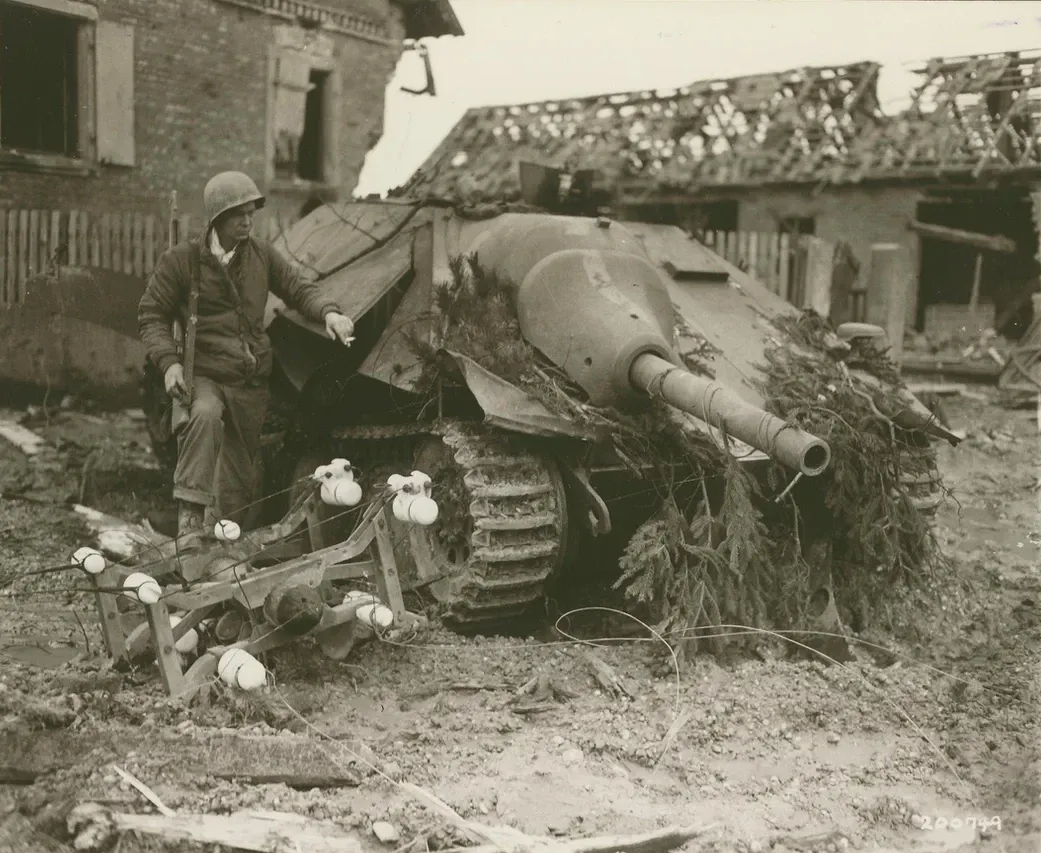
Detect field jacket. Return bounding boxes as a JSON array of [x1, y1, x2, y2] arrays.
[[138, 234, 340, 386]]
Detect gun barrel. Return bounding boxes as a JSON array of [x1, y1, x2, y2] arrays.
[[630, 353, 831, 476]]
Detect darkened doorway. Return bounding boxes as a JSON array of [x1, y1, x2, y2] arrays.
[[297, 69, 329, 182], [915, 188, 1039, 341]]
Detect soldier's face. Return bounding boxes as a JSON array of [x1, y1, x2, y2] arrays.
[[216, 202, 256, 245]]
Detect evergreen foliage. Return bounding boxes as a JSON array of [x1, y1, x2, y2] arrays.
[[407, 255, 946, 651]]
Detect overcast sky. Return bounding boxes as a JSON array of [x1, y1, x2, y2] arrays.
[[354, 0, 1041, 196]]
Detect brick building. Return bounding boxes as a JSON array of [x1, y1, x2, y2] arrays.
[[0, 0, 462, 230], [396, 51, 1041, 342]]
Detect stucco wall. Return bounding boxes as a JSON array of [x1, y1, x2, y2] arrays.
[[734, 186, 925, 324]]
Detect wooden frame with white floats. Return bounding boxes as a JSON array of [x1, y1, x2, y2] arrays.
[[83, 472, 435, 701]]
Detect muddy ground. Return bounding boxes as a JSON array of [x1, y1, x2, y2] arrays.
[[0, 391, 1037, 853]]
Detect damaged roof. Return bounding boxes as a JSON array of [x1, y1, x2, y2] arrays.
[[395, 49, 1041, 201]]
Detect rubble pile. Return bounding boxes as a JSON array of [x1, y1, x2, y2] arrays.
[[0, 399, 163, 509], [0, 380, 1038, 853], [904, 327, 1010, 366]]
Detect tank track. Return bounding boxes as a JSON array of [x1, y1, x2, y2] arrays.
[[321, 420, 568, 631], [434, 423, 567, 627]]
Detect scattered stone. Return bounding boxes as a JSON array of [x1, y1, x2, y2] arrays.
[[561, 748, 584, 766], [372, 821, 400, 844]]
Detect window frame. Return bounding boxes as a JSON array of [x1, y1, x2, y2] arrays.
[[0, 0, 98, 176], [266, 30, 343, 196]]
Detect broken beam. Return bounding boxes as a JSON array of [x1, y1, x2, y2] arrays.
[[75, 808, 365, 853], [907, 220, 1016, 254], [0, 421, 46, 455]]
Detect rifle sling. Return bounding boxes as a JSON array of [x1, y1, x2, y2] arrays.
[[183, 243, 201, 395]]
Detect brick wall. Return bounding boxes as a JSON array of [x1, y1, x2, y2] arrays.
[[0, 0, 406, 228]]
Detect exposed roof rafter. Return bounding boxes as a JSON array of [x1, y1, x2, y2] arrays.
[[395, 49, 1041, 201]]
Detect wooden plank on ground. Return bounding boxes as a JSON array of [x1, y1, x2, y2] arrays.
[[0, 421, 46, 455], [0, 729, 368, 786], [91, 811, 365, 853], [900, 355, 1002, 379]]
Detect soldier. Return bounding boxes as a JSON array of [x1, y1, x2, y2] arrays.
[[138, 171, 355, 543]]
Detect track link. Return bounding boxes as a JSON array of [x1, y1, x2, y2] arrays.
[[434, 424, 568, 628]]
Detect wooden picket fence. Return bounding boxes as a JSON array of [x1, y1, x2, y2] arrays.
[[0, 209, 285, 307], [702, 229, 834, 311], [0, 213, 835, 314]]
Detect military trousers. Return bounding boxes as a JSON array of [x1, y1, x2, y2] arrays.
[[172, 375, 268, 528]]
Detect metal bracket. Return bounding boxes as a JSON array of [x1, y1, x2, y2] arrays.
[[401, 42, 436, 96], [559, 463, 611, 537]]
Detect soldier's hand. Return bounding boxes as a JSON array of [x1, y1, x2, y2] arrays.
[[164, 363, 188, 398], [325, 312, 355, 346]]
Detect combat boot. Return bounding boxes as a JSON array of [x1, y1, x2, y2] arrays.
[[177, 501, 208, 550]]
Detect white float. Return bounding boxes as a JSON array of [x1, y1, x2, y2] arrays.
[[168, 614, 200, 654], [329, 458, 353, 478], [388, 470, 438, 526], [392, 492, 439, 525], [409, 470, 432, 495], [314, 458, 363, 506], [321, 478, 362, 507], [217, 648, 267, 691], [71, 546, 107, 575], [122, 572, 162, 605], [342, 590, 378, 606], [213, 519, 241, 542], [356, 602, 394, 630]]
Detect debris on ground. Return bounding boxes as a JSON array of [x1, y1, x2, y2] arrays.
[[905, 327, 1011, 365], [0, 390, 1037, 853], [0, 420, 46, 456]]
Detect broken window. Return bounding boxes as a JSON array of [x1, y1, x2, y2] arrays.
[[778, 216, 815, 238], [0, 2, 80, 156], [273, 54, 329, 182], [702, 201, 738, 233], [297, 70, 328, 181], [914, 189, 1038, 340]]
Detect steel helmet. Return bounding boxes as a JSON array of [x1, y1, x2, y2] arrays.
[[203, 171, 266, 228]]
